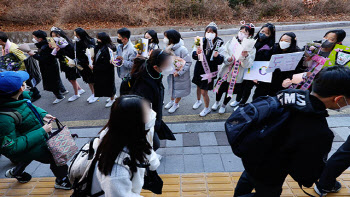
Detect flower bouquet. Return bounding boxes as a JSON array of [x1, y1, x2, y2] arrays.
[[134, 39, 144, 55], [173, 56, 186, 72], [305, 42, 321, 58], [0, 53, 21, 72], [193, 36, 201, 48]]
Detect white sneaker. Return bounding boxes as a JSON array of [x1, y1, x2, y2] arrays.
[[87, 94, 95, 102], [61, 90, 69, 95], [68, 95, 80, 102], [106, 98, 111, 103], [168, 103, 179, 113], [219, 106, 226, 114], [193, 100, 203, 109], [157, 154, 163, 161], [165, 101, 175, 109], [78, 89, 86, 95], [89, 96, 99, 104], [105, 99, 115, 108], [53, 96, 65, 104], [199, 108, 211, 117], [211, 101, 220, 111], [230, 101, 241, 107], [233, 105, 240, 111]]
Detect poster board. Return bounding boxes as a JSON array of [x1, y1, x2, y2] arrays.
[[243, 61, 272, 83], [267, 52, 304, 73], [229, 37, 243, 60], [324, 44, 350, 68]]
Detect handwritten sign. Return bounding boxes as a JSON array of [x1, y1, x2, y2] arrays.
[[266, 52, 304, 73], [229, 37, 243, 60], [243, 61, 272, 83]]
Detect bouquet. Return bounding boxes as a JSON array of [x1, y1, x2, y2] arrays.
[[173, 56, 186, 72], [0, 53, 21, 72], [305, 42, 321, 57], [134, 39, 144, 55], [193, 36, 201, 48]]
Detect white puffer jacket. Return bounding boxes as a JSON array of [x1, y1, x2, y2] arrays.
[[91, 129, 160, 197]]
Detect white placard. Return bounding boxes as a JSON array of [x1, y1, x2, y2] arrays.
[[243, 61, 273, 83], [229, 37, 243, 60], [267, 52, 304, 73], [141, 38, 149, 57], [241, 38, 257, 52]]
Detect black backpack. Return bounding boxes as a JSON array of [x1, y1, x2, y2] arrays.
[[225, 95, 317, 197]]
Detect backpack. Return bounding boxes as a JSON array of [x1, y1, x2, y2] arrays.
[[0, 109, 22, 125], [69, 137, 104, 197], [225, 95, 318, 197]]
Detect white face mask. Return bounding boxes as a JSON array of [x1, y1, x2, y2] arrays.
[[238, 31, 248, 41], [205, 33, 216, 40], [145, 110, 157, 130], [32, 38, 38, 43], [73, 36, 80, 42], [163, 37, 169, 45], [336, 97, 350, 112], [279, 41, 291, 50]]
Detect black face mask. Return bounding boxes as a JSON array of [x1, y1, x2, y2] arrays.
[[321, 39, 335, 48], [117, 39, 123, 44], [259, 33, 269, 41]]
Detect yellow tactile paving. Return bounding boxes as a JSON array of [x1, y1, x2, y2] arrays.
[[1, 171, 350, 196]]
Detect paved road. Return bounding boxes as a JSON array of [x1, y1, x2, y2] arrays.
[[32, 27, 350, 123]]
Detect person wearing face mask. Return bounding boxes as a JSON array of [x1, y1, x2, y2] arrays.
[[237, 23, 276, 107], [317, 29, 346, 58], [234, 66, 350, 197], [116, 28, 137, 80], [73, 28, 97, 103], [214, 23, 256, 114], [269, 32, 306, 96], [163, 29, 192, 114], [131, 49, 176, 151], [144, 30, 159, 52], [28, 30, 68, 103], [93, 32, 117, 108], [192, 22, 225, 117], [91, 95, 160, 197]]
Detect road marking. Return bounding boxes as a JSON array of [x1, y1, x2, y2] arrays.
[[61, 113, 231, 128]]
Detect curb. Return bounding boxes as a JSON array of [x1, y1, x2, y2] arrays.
[[16, 21, 350, 49]]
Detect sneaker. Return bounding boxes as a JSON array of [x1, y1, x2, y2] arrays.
[[157, 154, 163, 161], [199, 108, 211, 117], [106, 98, 111, 103], [68, 95, 80, 102], [230, 101, 240, 107], [105, 99, 115, 108], [165, 101, 175, 109], [31, 94, 41, 103], [53, 96, 65, 104], [60, 90, 69, 95], [5, 168, 32, 183], [87, 94, 95, 102], [78, 89, 85, 95], [314, 181, 342, 196], [193, 100, 203, 110], [168, 103, 179, 113], [211, 101, 220, 111], [219, 106, 226, 114], [89, 96, 99, 104], [55, 176, 72, 190]]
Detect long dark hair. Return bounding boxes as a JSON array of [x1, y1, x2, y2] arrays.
[[164, 29, 181, 45], [254, 23, 276, 48], [50, 27, 73, 45], [96, 32, 115, 51], [75, 28, 94, 48], [275, 32, 300, 54], [96, 95, 152, 175], [145, 30, 159, 44]]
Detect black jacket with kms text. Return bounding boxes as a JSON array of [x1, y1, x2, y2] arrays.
[[243, 89, 334, 186]]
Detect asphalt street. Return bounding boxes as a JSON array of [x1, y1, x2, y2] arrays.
[[32, 27, 350, 123]]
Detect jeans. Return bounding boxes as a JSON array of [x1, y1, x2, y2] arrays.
[[319, 135, 350, 190], [12, 153, 68, 181], [234, 171, 284, 197]]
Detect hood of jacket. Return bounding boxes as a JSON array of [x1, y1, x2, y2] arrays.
[[277, 89, 328, 117]]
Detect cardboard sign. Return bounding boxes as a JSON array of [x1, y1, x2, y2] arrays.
[[243, 61, 273, 83], [324, 44, 350, 67], [267, 52, 304, 73], [229, 37, 243, 60]]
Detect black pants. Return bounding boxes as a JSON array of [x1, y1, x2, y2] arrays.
[[240, 81, 255, 105], [13, 153, 68, 181], [30, 87, 40, 98], [53, 80, 67, 99], [153, 132, 160, 151], [216, 81, 244, 105], [234, 171, 284, 197], [240, 81, 271, 104], [319, 135, 350, 190]]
